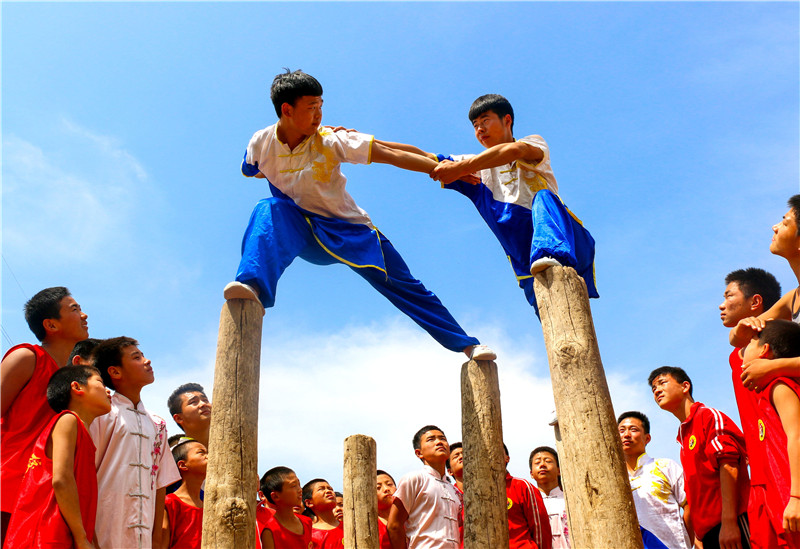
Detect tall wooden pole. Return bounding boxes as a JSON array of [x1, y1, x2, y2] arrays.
[[460, 359, 509, 549], [342, 435, 379, 549], [534, 266, 642, 549], [201, 299, 263, 549]]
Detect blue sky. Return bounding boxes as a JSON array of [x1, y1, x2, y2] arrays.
[[2, 2, 798, 487]]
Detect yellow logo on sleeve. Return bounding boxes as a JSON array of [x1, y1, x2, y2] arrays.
[[758, 419, 766, 441], [687, 435, 697, 450]]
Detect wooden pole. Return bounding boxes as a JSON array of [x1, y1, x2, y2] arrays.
[[460, 359, 509, 549], [342, 435, 379, 549], [534, 266, 643, 549], [201, 299, 264, 549]]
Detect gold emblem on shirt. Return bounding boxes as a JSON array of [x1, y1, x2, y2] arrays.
[[687, 435, 697, 450], [507, 497, 513, 510], [758, 419, 766, 442], [26, 453, 42, 472]]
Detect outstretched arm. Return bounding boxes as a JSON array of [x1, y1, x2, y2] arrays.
[[431, 141, 543, 185], [741, 356, 800, 392], [371, 141, 438, 174], [375, 140, 438, 161], [730, 290, 794, 346]]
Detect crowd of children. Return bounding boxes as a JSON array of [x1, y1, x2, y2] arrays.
[[1, 63, 798, 549]]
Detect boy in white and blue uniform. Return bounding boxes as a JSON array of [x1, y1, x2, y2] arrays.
[[430, 94, 598, 316], [226, 70, 494, 361]]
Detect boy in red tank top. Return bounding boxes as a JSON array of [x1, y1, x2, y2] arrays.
[[161, 437, 207, 548], [260, 466, 313, 549], [0, 287, 89, 543], [5, 365, 111, 549]]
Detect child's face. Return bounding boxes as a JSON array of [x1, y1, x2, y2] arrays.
[[117, 345, 154, 387], [275, 472, 303, 508], [618, 417, 650, 457], [306, 481, 336, 511], [376, 474, 396, 510], [530, 451, 559, 486], [415, 429, 450, 466], [771, 208, 800, 259], [742, 336, 767, 364], [448, 446, 464, 478], [334, 496, 343, 522], [284, 95, 323, 136], [472, 110, 513, 149], [82, 373, 112, 414], [650, 374, 689, 411], [50, 296, 89, 341], [180, 442, 208, 476], [177, 391, 212, 431]]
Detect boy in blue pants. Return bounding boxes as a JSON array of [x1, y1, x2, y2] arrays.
[[225, 70, 494, 361], [429, 94, 598, 316]]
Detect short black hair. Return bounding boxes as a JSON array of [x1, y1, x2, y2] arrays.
[[412, 425, 445, 451], [529, 446, 559, 470], [468, 94, 514, 132], [725, 268, 782, 311], [301, 478, 329, 517], [68, 338, 101, 365], [93, 336, 139, 389], [171, 437, 200, 466], [758, 320, 800, 359], [24, 287, 71, 341], [260, 466, 295, 504], [445, 442, 462, 471], [502, 442, 509, 457], [270, 69, 323, 118], [376, 470, 395, 484], [168, 433, 187, 447], [335, 491, 343, 499], [648, 366, 693, 398], [167, 383, 207, 418], [46, 365, 101, 413], [789, 194, 800, 236], [617, 411, 651, 434]]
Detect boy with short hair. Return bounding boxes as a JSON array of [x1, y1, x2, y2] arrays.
[[731, 195, 800, 388], [225, 69, 494, 362], [503, 443, 552, 549], [649, 366, 751, 549], [5, 365, 111, 549], [1, 287, 89, 540], [162, 437, 207, 549], [90, 337, 181, 549], [446, 442, 464, 494], [301, 478, 340, 547], [740, 320, 800, 548], [167, 383, 212, 449], [68, 338, 101, 367], [259, 466, 313, 549], [388, 425, 462, 549], [377, 470, 397, 549], [529, 447, 569, 549], [617, 411, 690, 549], [428, 94, 598, 316]]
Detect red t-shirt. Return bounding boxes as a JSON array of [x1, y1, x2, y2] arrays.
[[677, 401, 750, 539], [729, 348, 766, 486], [1, 344, 59, 513], [319, 523, 344, 549], [5, 411, 97, 548], [753, 377, 800, 548], [165, 492, 203, 549], [262, 513, 313, 549], [311, 526, 328, 549], [506, 473, 552, 549], [377, 519, 392, 549]]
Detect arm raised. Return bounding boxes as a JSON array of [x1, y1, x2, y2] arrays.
[[371, 141, 438, 174]]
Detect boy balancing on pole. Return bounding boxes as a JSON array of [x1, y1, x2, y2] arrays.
[[428, 94, 598, 316], [224, 69, 495, 362]]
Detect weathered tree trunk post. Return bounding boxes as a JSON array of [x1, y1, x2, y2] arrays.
[[460, 359, 509, 549], [202, 299, 264, 549], [342, 435, 379, 549], [534, 266, 643, 549]]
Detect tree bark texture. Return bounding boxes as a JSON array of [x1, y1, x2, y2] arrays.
[[460, 359, 510, 549], [534, 266, 643, 549], [342, 435, 379, 549], [201, 299, 263, 549]]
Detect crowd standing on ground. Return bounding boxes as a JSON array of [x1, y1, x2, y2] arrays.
[[1, 66, 798, 549]]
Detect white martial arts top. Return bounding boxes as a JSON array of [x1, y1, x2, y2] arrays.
[[393, 465, 462, 549], [628, 453, 691, 549], [90, 392, 181, 549], [452, 135, 559, 209], [538, 485, 570, 549], [244, 124, 375, 226]]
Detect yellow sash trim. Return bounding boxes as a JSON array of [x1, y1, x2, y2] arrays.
[[304, 217, 387, 274]]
